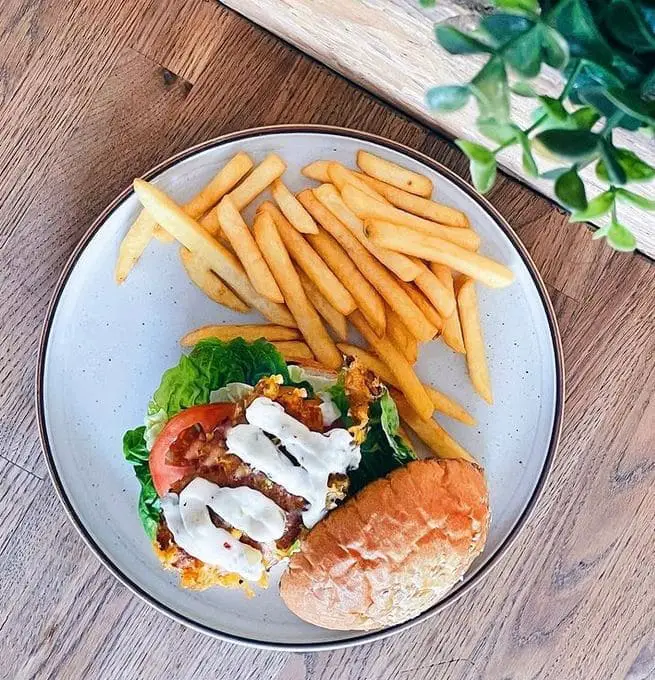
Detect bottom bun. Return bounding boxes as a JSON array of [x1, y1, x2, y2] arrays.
[[279, 458, 489, 630]]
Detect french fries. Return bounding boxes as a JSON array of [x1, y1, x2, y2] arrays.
[[271, 179, 318, 234], [327, 162, 391, 204], [366, 220, 514, 288], [298, 190, 386, 336], [181, 324, 300, 346], [343, 184, 479, 250], [229, 154, 286, 210], [258, 202, 356, 315], [337, 343, 474, 425], [433, 264, 465, 353], [357, 150, 432, 197], [397, 280, 443, 332], [313, 183, 421, 282], [115, 211, 159, 284], [179, 249, 249, 313], [393, 391, 476, 463], [412, 259, 456, 319], [457, 278, 493, 404], [297, 270, 348, 341], [218, 196, 284, 303], [273, 341, 315, 361], [132, 179, 296, 327], [386, 307, 419, 363], [349, 311, 433, 420], [254, 211, 342, 370], [301, 160, 331, 183], [358, 174, 469, 227], [310, 189, 436, 342]]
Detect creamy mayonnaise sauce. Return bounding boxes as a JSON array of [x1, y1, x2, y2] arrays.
[[228, 397, 360, 527], [161, 477, 286, 581]]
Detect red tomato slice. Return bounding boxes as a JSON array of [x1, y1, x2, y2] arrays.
[[149, 403, 236, 497]]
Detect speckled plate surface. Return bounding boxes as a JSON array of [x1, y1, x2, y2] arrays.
[[37, 125, 563, 650]]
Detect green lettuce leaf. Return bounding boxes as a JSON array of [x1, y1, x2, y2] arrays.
[[123, 426, 160, 539]]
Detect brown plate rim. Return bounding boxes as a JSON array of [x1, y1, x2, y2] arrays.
[[35, 124, 565, 652]]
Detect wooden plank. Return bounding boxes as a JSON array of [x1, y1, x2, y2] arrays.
[[0, 1, 653, 677], [221, 0, 655, 258]]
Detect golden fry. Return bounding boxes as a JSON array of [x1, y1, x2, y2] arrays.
[[358, 174, 469, 227], [254, 211, 342, 369], [132, 179, 296, 327], [343, 184, 479, 250], [179, 248, 249, 313], [357, 150, 433, 197], [386, 307, 418, 364], [298, 190, 386, 336], [153, 226, 175, 243], [397, 280, 443, 332], [115, 211, 157, 284], [457, 278, 493, 404], [218, 196, 284, 303], [337, 343, 473, 425], [313, 183, 421, 281], [412, 259, 456, 319], [229, 154, 286, 210], [349, 311, 433, 420], [432, 264, 465, 354], [181, 324, 301, 346], [327, 162, 390, 204], [393, 391, 476, 463], [258, 202, 356, 315], [366, 220, 514, 288], [301, 160, 332, 183], [273, 341, 315, 361], [271, 179, 318, 234], [298, 270, 348, 341]]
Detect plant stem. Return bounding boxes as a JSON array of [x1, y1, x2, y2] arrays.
[[611, 199, 618, 224], [559, 59, 582, 102]]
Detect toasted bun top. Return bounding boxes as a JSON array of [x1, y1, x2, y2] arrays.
[[279, 458, 489, 630]]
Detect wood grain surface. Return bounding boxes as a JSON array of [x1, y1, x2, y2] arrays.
[[0, 1, 654, 679], [222, 0, 655, 258]]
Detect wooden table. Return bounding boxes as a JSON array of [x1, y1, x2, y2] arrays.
[[1, 2, 654, 678]]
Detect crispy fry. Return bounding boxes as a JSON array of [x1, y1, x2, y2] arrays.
[[153, 226, 175, 243], [366, 220, 514, 288], [181, 324, 301, 346], [386, 307, 418, 363], [301, 160, 332, 183], [457, 278, 493, 404], [271, 179, 318, 234], [358, 174, 469, 227], [258, 202, 356, 315], [308, 190, 435, 341], [357, 150, 432, 197], [343, 184, 479, 250], [297, 270, 348, 341], [313, 183, 421, 281], [273, 341, 315, 361], [254, 211, 342, 369], [337, 343, 473, 424], [298, 190, 386, 336], [198, 209, 223, 238], [397, 280, 443, 332], [349, 311, 433, 420], [229, 154, 286, 210], [218, 196, 284, 303], [132, 179, 296, 327], [114, 211, 157, 284], [393, 391, 476, 463], [179, 249, 249, 313], [327, 162, 391, 204], [412, 259, 456, 319], [432, 264, 465, 353]]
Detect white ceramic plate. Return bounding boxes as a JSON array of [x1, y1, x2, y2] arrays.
[[37, 126, 563, 650]]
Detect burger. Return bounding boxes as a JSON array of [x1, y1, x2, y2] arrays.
[[122, 337, 489, 628]]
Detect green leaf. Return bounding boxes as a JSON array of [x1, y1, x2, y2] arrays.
[[615, 188, 655, 211], [592, 222, 612, 240], [517, 131, 538, 175], [605, 89, 655, 126], [555, 167, 587, 210], [570, 106, 600, 130], [477, 117, 518, 144], [419, 0, 436, 6], [435, 25, 492, 54], [570, 191, 615, 221], [595, 148, 655, 183], [541, 26, 569, 69], [379, 391, 415, 462], [539, 95, 568, 121], [123, 427, 161, 538], [604, 0, 655, 54], [578, 87, 643, 132], [469, 56, 510, 121], [455, 139, 495, 164], [481, 13, 534, 46], [511, 80, 539, 97], [494, 0, 540, 13], [642, 68, 655, 102], [328, 372, 353, 427], [541, 167, 570, 180], [426, 85, 470, 112], [456, 139, 497, 193], [536, 129, 599, 160], [606, 220, 637, 252], [598, 139, 627, 185], [123, 426, 149, 464], [504, 25, 543, 77]]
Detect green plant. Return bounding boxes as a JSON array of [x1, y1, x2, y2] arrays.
[[426, 0, 655, 251]]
